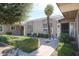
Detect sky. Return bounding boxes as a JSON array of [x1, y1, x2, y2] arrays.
[[25, 3, 64, 22]]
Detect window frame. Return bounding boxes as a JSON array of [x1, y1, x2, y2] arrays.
[[43, 23, 52, 32], [0, 25, 4, 32]]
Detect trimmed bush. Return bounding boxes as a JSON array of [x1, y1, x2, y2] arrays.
[[27, 33, 31, 36], [57, 42, 76, 56], [38, 33, 49, 38], [59, 32, 70, 43], [0, 35, 9, 43], [38, 33, 43, 37], [15, 39, 38, 52], [33, 33, 37, 37], [0, 35, 38, 53], [27, 33, 49, 38], [43, 34, 49, 38], [58, 32, 76, 56], [5, 32, 12, 35]]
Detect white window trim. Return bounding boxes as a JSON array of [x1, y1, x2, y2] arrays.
[[43, 23, 52, 32], [0, 25, 4, 33]]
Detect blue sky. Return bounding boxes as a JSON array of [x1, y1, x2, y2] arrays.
[[26, 3, 63, 21]]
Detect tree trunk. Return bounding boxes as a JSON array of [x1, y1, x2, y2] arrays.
[[47, 16, 51, 40]]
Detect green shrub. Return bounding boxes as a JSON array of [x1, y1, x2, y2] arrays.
[[5, 32, 12, 35], [0, 35, 9, 43], [0, 35, 38, 53], [15, 38, 38, 52], [57, 42, 76, 56], [33, 33, 37, 37], [59, 32, 70, 43], [44, 34, 49, 38], [38, 33, 49, 38]]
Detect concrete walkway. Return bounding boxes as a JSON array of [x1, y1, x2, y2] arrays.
[[30, 45, 56, 56], [0, 38, 58, 56], [37, 38, 58, 56]]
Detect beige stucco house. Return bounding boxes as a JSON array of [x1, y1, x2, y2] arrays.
[[57, 3, 79, 49], [0, 16, 62, 37], [0, 24, 24, 35], [23, 17, 59, 37]]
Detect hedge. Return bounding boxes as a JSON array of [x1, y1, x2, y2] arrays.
[[57, 42, 76, 56], [58, 32, 76, 56], [0, 35, 38, 53], [27, 33, 49, 38], [38, 33, 49, 38], [5, 32, 12, 35], [59, 33, 70, 43]]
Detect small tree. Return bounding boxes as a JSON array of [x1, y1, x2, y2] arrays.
[[44, 4, 54, 39], [0, 3, 32, 24]]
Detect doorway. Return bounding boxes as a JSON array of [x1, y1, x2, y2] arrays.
[[61, 23, 69, 33]]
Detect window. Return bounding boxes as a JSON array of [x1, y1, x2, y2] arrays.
[[43, 23, 52, 32], [11, 26, 15, 30], [43, 24, 48, 32], [43, 23, 52, 28], [0, 25, 3, 32], [43, 29, 48, 32], [43, 24, 47, 28]]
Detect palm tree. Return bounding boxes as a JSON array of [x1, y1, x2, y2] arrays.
[[44, 4, 54, 40]]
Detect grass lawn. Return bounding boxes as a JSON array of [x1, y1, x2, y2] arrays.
[[0, 35, 38, 53]]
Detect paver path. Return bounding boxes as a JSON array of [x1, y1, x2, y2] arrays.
[[38, 38, 58, 56]]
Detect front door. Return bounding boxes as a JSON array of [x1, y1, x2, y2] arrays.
[[61, 23, 69, 33]]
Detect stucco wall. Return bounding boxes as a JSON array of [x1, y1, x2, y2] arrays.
[[0, 25, 23, 35], [24, 18, 58, 36], [33, 20, 43, 34], [0, 25, 11, 34], [11, 25, 23, 35]]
